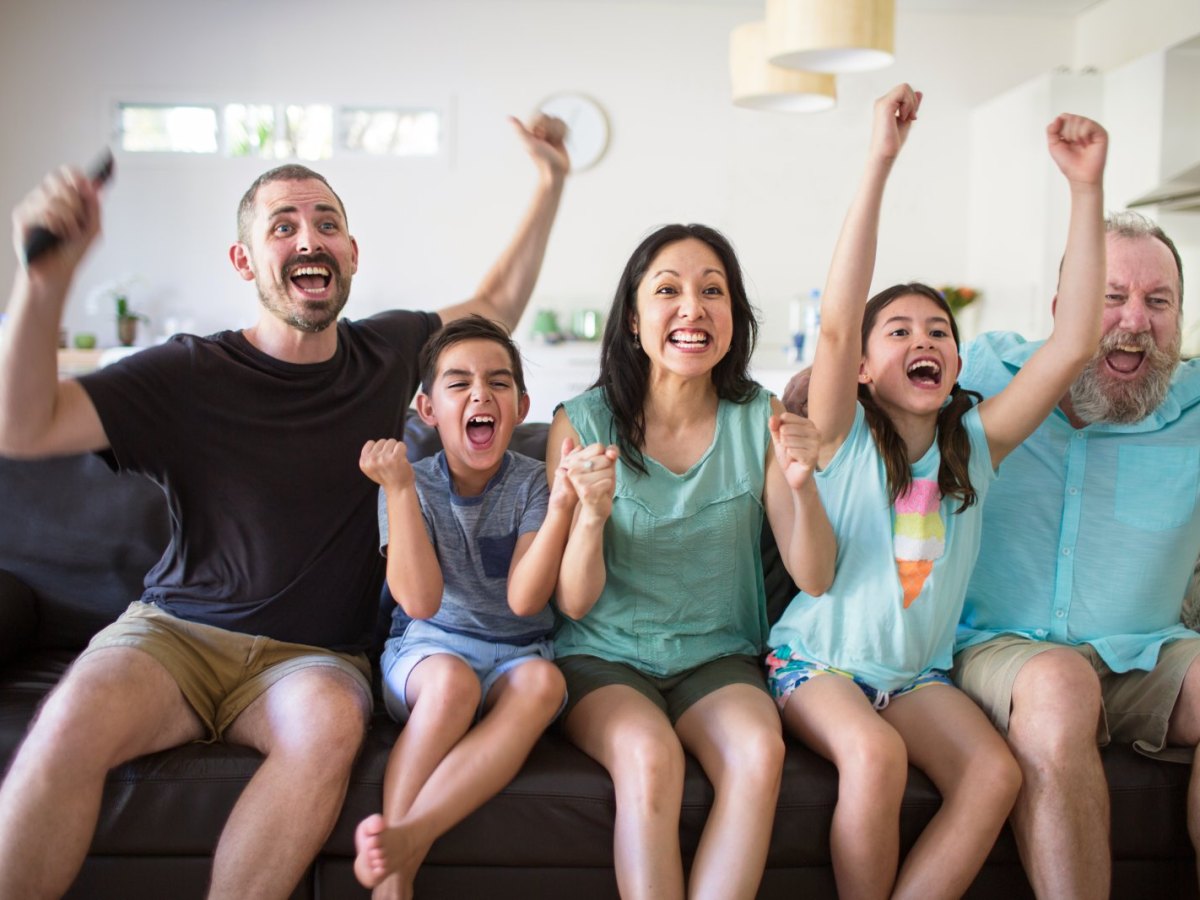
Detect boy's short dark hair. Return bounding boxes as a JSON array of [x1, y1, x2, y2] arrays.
[[418, 315, 528, 396]]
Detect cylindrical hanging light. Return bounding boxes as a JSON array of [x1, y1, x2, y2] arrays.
[[766, 0, 895, 74], [731, 21, 836, 113]]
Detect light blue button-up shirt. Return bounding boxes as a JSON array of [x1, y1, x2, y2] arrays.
[[956, 332, 1200, 671]]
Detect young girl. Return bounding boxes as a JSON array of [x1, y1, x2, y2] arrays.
[[767, 84, 1107, 899]]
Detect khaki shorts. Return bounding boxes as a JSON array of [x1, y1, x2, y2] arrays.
[[557, 653, 768, 725], [953, 634, 1200, 763], [81, 602, 373, 741]]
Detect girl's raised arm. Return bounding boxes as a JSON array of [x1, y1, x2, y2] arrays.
[[808, 84, 921, 465], [978, 114, 1107, 467]]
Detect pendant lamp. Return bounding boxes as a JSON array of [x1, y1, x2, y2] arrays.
[[731, 21, 836, 113], [766, 0, 895, 73]]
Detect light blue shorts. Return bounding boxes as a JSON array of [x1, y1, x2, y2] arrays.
[[766, 643, 951, 711], [381, 618, 561, 724]]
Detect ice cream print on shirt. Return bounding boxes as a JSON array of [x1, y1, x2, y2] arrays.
[[893, 479, 944, 608]]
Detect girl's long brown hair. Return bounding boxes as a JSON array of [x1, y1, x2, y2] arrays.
[[858, 283, 982, 514]]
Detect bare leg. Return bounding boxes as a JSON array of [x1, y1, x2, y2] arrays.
[[359, 659, 565, 899], [0, 648, 205, 900], [355, 654, 481, 894], [564, 685, 686, 900], [882, 685, 1022, 900], [674, 683, 784, 900], [208, 666, 370, 900], [781, 675, 907, 900], [1164, 655, 1200, 886], [1005, 649, 1109, 899]]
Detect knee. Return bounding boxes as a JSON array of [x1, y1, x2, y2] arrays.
[[281, 681, 370, 771], [841, 727, 908, 798], [1009, 651, 1101, 764], [616, 732, 686, 808], [419, 656, 484, 715], [724, 726, 786, 794], [505, 659, 567, 713], [962, 744, 1023, 813]]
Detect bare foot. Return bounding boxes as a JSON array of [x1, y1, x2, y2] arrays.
[[354, 814, 390, 888], [354, 812, 427, 897]]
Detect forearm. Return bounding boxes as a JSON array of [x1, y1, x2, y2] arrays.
[[1048, 181, 1105, 362], [783, 480, 836, 596], [0, 271, 70, 454], [383, 486, 443, 618], [820, 159, 892, 340], [555, 514, 606, 620], [508, 505, 574, 616], [468, 171, 566, 331]]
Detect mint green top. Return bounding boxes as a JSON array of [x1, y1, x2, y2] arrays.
[[555, 386, 773, 677]]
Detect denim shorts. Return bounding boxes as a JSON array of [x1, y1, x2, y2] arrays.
[[766, 643, 951, 711], [381, 618, 560, 724]]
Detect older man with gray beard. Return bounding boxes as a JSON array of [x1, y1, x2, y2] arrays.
[[951, 211, 1200, 898]]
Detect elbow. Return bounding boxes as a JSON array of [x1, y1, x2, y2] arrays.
[[397, 588, 442, 620]]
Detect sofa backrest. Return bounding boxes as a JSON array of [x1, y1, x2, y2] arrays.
[[0, 453, 170, 650]]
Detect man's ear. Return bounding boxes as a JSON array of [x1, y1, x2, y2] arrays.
[[349, 235, 359, 276], [415, 393, 437, 427], [517, 391, 531, 425], [230, 243, 256, 282]]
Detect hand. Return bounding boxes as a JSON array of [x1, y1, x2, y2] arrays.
[[769, 412, 821, 491], [781, 367, 812, 418], [1046, 113, 1108, 187], [869, 83, 922, 163], [562, 441, 618, 522], [12, 166, 101, 278], [510, 113, 570, 181], [548, 436, 580, 510], [359, 439, 415, 490]]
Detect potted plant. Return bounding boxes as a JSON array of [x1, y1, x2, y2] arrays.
[[115, 295, 149, 347]]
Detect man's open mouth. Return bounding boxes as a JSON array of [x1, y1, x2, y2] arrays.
[[288, 265, 332, 295]]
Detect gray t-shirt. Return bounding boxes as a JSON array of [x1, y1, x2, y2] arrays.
[[380, 450, 553, 644]]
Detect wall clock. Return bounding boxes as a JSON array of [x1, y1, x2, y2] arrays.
[[538, 92, 610, 172]]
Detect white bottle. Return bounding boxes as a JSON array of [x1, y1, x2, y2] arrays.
[[801, 289, 821, 365]]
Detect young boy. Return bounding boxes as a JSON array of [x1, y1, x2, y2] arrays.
[[354, 315, 579, 898]]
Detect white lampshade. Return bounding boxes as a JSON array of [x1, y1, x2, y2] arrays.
[[766, 0, 895, 74], [730, 21, 836, 113]]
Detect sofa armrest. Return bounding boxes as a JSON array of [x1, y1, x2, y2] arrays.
[[0, 569, 38, 662]]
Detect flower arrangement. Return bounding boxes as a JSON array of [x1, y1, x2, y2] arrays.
[[939, 285, 980, 314]]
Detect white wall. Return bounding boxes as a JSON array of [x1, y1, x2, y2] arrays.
[[0, 0, 1134, 365]]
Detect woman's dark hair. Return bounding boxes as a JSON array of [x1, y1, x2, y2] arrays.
[[859, 283, 982, 513], [594, 224, 760, 474]]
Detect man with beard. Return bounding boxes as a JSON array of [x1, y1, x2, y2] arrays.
[[950, 211, 1200, 898], [0, 114, 568, 900]]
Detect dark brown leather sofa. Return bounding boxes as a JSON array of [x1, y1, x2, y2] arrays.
[[1, 418, 1195, 899]]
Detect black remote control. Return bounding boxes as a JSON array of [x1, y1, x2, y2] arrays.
[[23, 149, 115, 266]]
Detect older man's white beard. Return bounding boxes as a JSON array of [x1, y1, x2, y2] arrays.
[[1068, 329, 1180, 424]]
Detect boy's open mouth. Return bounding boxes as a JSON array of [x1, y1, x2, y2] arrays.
[[466, 414, 496, 449], [906, 359, 942, 387]]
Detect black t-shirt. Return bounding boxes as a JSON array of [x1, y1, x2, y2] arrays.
[[79, 309, 440, 652]]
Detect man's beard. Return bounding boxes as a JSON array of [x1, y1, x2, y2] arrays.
[[257, 252, 350, 334], [1068, 327, 1180, 424]]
